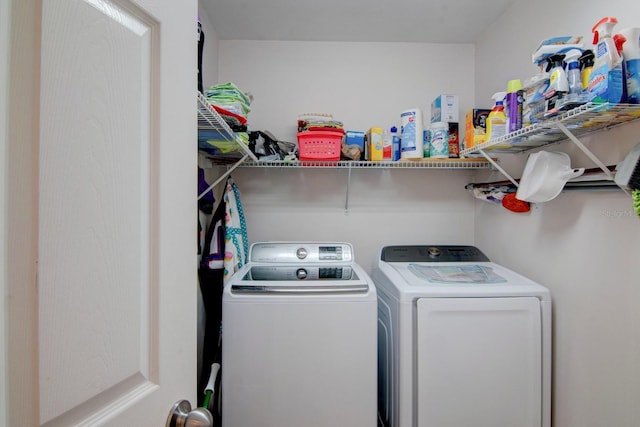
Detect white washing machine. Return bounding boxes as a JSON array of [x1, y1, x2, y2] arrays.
[[221, 242, 377, 427], [372, 245, 552, 427]]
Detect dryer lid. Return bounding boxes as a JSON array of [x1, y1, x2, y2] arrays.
[[378, 260, 551, 301], [408, 264, 507, 284]]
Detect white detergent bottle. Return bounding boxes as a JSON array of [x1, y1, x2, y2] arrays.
[[618, 27, 640, 104], [588, 16, 624, 103], [400, 108, 424, 159]]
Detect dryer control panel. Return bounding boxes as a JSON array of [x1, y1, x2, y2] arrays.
[[381, 245, 489, 263], [250, 242, 354, 263]]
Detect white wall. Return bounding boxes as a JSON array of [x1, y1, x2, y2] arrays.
[[475, 1, 640, 426], [217, 40, 478, 266], [218, 40, 475, 143]]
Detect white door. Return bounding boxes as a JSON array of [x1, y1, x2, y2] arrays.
[[2, 0, 198, 425]]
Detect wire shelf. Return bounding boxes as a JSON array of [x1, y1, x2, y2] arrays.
[[197, 92, 258, 163], [239, 158, 493, 169], [462, 102, 640, 155]]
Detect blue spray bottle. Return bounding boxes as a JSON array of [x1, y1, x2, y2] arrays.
[[617, 27, 640, 104]]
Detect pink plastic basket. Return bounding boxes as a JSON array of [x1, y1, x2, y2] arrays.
[[297, 130, 343, 161]]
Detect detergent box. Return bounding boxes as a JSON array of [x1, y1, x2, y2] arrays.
[[431, 94, 459, 123], [367, 127, 384, 161], [463, 108, 490, 150], [344, 130, 366, 160], [345, 130, 365, 150]]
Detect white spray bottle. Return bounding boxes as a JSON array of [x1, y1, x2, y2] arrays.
[[547, 54, 569, 94], [564, 49, 583, 99], [588, 16, 624, 103]]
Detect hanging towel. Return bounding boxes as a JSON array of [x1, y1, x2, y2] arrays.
[[223, 177, 248, 283]]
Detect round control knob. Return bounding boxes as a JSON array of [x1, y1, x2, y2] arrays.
[[427, 247, 441, 258], [296, 247, 308, 259], [296, 268, 308, 280]]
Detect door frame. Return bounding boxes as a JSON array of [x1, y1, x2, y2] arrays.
[[2, 0, 40, 425]]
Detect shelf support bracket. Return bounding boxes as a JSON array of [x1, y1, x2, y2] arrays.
[[556, 122, 630, 196], [198, 154, 249, 200], [556, 122, 615, 181], [478, 150, 519, 187]]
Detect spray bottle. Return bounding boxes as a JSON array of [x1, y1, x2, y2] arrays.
[[588, 16, 624, 103], [486, 92, 507, 141], [613, 33, 628, 103], [564, 49, 583, 100], [579, 49, 595, 91], [545, 54, 568, 113], [617, 27, 640, 104], [547, 54, 569, 94]]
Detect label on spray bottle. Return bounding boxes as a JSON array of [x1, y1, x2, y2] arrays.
[[589, 40, 624, 103]]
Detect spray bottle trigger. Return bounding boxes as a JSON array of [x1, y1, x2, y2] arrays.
[[593, 31, 599, 45], [613, 34, 627, 55]]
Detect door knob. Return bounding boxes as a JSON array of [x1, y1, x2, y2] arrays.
[[166, 399, 213, 427]]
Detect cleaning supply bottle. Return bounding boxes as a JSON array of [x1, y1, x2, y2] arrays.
[[617, 27, 640, 104], [391, 126, 401, 161], [545, 54, 569, 112], [506, 79, 523, 132], [588, 16, 624, 103], [613, 33, 628, 103], [429, 122, 448, 158], [579, 49, 595, 91], [486, 92, 507, 141], [564, 49, 583, 100], [382, 127, 393, 160], [400, 108, 424, 159], [547, 54, 569, 94]]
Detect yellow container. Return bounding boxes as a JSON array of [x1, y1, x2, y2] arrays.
[[368, 127, 384, 161]]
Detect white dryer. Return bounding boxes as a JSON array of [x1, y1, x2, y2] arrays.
[[222, 242, 377, 427], [372, 245, 552, 427]]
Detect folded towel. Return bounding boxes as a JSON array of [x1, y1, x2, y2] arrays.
[[203, 132, 249, 154], [205, 82, 252, 117]]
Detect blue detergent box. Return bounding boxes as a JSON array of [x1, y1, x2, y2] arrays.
[[431, 94, 459, 123], [345, 130, 365, 149], [345, 130, 366, 160]]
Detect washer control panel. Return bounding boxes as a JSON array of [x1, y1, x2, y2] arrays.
[[250, 242, 353, 263], [246, 265, 355, 281]]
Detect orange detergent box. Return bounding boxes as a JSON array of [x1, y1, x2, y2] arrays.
[[464, 109, 490, 150]]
